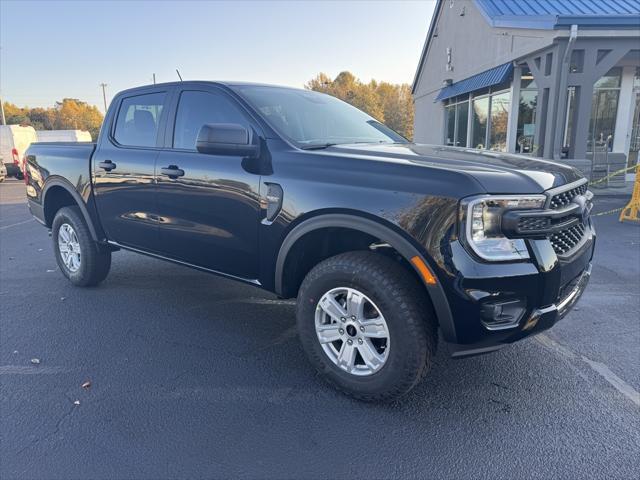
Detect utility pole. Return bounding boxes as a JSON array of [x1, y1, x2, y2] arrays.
[[0, 93, 5, 125], [99, 83, 108, 113], [0, 46, 4, 125], [153, 73, 156, 85]]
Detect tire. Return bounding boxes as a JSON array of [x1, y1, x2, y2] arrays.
[[296, 251, 437, 402], [52, 206, 111, 287]]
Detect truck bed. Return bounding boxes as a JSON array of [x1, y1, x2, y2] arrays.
[[24, 141, 98, 226]]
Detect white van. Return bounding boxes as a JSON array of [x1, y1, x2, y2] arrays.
[[0, 125, 37, 179], [36, 129, 92, 143]]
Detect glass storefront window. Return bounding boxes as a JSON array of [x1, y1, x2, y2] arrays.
[[628, 67, 640, 170], [516, 90, 537, 154], [520, 70, 536, 90], [516, 67, 537, 154], [444, 98, 469, 147], [589, 90, 619, 151], [489, 92, 510, 151], [471, 91, 510, 152], [562, 86, 577, 157], [588, 67, 622, 152], [456, 102, 468, 147], [445, 105, 455, 146], [594, 67, 622, 89], [472, 97, 489, 149]]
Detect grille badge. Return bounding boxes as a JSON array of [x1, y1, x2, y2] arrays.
[[572, 195, 592, 225]]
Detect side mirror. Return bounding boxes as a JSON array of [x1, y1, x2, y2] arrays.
[[196, 123, 259, 157]]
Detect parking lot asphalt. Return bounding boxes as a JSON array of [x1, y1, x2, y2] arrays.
[[1, 178, 639, 480]]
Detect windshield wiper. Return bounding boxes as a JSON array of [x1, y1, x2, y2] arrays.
[[300, 143, 339, 150]]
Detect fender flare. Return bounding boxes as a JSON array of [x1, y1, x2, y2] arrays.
[[274, 213, 457, 342], [42, 178, 100, 242]]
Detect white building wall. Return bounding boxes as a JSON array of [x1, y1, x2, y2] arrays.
[[412, 0, 555, 148], [413, 91, 443, 144], [413, 0, 555, 102]]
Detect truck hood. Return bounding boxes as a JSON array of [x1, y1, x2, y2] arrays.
[[326, 143, 583, 193]]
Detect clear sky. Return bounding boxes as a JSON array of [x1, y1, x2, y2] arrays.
[[0, 0, 435, 112]]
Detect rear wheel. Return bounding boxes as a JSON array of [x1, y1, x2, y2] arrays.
[[52, 206, 111, 287], [296, 251, 437, 402]]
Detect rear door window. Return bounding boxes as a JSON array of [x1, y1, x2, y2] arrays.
[[173, 90, 249, 150], [114, 93, 166, 147]]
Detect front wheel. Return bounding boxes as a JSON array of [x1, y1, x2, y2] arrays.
[[296, 251, 437, 402], [52, 206, 111, 287]]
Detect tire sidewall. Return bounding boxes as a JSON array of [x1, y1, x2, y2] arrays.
[[52, 208, 93, 285], [297, 261, 428, 398]]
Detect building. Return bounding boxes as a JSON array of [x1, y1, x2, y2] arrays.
[[412, 0, 640, 184]]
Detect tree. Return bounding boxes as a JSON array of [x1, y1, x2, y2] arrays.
[[305, 71, 414, 140], [28, 108, 56, 130], [1, 99, 103, 140], [3, 102, 30, 125]]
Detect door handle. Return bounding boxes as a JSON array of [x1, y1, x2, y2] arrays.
[[160, 165, 185, 178], [98, 160, 116, 171]]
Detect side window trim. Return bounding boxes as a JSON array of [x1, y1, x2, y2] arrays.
[[164, 87, 262, 151], [109, 88, 175, 150]]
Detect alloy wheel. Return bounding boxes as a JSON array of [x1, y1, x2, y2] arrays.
[[58, 223, 81, 273], [314, 287, 390, 376]]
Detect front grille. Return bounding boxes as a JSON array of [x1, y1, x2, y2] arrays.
[[549, 223, 586, 255], [549, 182, 588, 209], [518, 216, 551, 231], [545, 181, 590, 255]]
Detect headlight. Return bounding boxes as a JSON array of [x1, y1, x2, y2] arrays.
[[462, 195, 546, 261]]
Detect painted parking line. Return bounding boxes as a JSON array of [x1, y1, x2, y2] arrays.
[[0, 218, 35, 230], [0, 365, 69, 375], [536, 334, 640, 408]]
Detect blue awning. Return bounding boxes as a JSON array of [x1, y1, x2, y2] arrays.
[[435, 62, 513, 102]]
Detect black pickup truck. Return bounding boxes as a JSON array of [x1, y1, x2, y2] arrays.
[[24, 81, 594, 401]]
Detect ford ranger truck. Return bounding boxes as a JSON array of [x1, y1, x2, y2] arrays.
[[24, 82, 594, 401]]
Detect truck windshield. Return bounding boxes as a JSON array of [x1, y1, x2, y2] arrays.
[[234, 86, 408, 149]]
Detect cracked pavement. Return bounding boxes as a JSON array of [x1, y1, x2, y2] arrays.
[[1, 179, 639, 479]]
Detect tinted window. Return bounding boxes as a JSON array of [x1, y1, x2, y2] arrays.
[[173, 91, 248, 150], [114, 93, 166, 147]]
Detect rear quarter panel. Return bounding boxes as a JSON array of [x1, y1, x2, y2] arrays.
[[24, 142, 101, 233]]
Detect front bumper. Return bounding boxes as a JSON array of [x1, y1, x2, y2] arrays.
[[441, 221, 595, 358], [543, 263, 591, 320]]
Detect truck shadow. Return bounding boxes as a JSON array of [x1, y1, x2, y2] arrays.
[[83, 249, 555, 413]]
